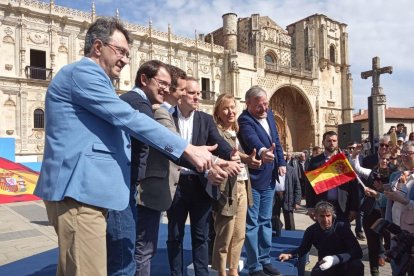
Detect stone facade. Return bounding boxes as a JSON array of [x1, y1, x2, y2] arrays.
[[0, 0, 353, 161]]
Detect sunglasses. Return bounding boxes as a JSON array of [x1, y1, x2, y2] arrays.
[[379, 143, 389, 148]]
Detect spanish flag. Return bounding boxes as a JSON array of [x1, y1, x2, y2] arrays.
[[0, 157, 40, 204], [305, 152, 357, 195]]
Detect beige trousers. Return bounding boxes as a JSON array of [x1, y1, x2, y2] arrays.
[[44, 198, 107, 276], [212, 182, 248, 272]]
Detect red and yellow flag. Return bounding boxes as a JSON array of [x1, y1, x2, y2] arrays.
[[0, 157, 40, 204], [305, 152, 356, 195]]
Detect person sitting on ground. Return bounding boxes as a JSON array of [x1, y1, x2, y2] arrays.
[[279, 201, 363, 276]]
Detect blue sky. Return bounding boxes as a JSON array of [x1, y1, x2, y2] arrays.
[[45, 0, 413, 111]]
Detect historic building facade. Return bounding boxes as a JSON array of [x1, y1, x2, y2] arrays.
[[0, 0, 353, 161]]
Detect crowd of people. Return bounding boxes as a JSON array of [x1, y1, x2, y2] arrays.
[[33, 17, 414, 276]]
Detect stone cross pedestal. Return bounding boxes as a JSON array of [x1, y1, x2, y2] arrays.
[[361, 57, 392, 151]]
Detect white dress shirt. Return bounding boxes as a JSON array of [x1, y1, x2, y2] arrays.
[[177, 107, 196, 175]]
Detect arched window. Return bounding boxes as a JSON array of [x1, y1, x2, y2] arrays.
[[265, 53, 275, 64], [329, 45, 336, 63], [34, 109, 44, 129]]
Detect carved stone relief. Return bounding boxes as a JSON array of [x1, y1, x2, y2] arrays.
[[325, 111, 338, 125], [4, 27, 12, 36], [27, 32, 48, 45], [3, 27, 15, 44], [200, 64, 209, 74], [58, 45, 68, 53]]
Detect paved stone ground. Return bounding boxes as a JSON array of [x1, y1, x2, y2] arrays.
[[0, 200, 392, 275]]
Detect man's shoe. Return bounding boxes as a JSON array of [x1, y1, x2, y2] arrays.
[[262, 264, 282, 276], [356, 231, 366, 241], [249, 270, 267, 276]]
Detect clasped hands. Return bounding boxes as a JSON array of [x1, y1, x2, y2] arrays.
[[207, 149, 242, 185]]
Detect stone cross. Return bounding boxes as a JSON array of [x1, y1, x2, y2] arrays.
[[361, 56, 392, 95], [361, 57, 392, 152]]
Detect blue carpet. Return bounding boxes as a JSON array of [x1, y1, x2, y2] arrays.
[[0, 225, 304, 276]]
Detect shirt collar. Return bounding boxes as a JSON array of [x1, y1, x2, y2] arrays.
[[177, 106, 195, 120], [161, 102, 175, 113], [131, 86, 148, 101]]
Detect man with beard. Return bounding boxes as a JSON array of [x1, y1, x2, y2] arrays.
[[305, 131, 359, 223]]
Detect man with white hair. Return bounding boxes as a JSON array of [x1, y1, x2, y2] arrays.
[[238, 85, 286, 276]]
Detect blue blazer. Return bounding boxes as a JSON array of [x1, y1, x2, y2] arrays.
[[34, 58, 187, 211], [237, 109, 286, 190]]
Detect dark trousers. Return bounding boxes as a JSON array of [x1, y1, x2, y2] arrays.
[[272, 191, 295, 236], [311, 259, 364, 276], [167, 175, 211, 276], [135, 204, 161, 276], [380, 207, 391, 251], [363, 208, 383, 274]]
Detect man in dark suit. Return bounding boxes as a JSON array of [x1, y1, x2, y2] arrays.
[[106, 60, 171, 275], [237, 85, 286, 276], [134, 65, 191, 276], [362, 135, 390, 170], [167, 77, 240, 276], [305, 131, 359, 223]]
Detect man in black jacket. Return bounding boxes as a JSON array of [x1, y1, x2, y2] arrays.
[[279, 201, 363, 276], [305, 131, 359, 223]]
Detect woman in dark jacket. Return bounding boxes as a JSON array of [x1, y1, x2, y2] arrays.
[[350, 145, 396, 276]]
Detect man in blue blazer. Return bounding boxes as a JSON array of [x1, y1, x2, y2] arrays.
[[238, 85, 286, 276], [34, 18, 216, 276]]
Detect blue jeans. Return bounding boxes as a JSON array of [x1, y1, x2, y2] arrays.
[[245, 185, 275, 272], [107, 185, 137, 276]]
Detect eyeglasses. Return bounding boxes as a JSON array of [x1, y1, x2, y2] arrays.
[[103, 42, 130, 59], [379, 143, 389, 148], [401, 151, 414, 157], [151, 77, 171, 90]]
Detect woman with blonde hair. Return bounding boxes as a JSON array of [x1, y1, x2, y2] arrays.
[[211, 93, 260, 276]]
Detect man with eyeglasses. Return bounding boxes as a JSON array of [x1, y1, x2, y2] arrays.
[[106, 59, 175, 275], [362, 135, 391, 170], [346, 141, 366, 242], [34, 18, 218, 276]]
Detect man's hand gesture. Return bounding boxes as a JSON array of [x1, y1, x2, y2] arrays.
[[261, 143, 275, 164]]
